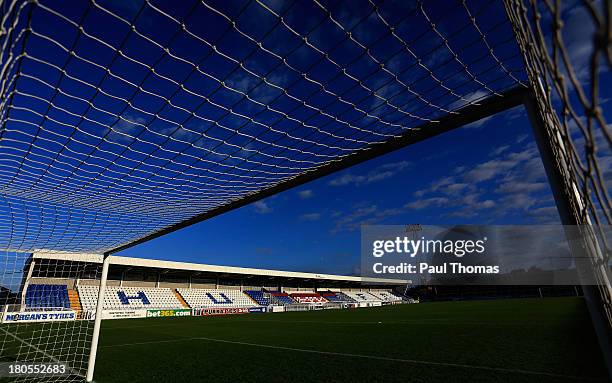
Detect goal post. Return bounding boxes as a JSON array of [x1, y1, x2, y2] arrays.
[[0, 0, 610, 380], [85, 254, 110, 382], [504, 0, 612, 375], [523, 89, 612, 372]]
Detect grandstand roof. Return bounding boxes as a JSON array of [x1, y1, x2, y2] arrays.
[[31, 251, 408, 285]]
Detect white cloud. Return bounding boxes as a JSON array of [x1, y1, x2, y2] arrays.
[[492, 145, 510, 156], [331, 204, 403, 233], [329, 161, 411, 187], [499, 193, 538, 210], [527, 206, 560, 223], [443, 183, 472, 195], [253, 200, 272, 214], [408, 143, 552, 220], [463, 115, 494, 130], [495, 182, 547, 194], [405, 197, 449, 210], [298, 189, 314, 199], [464, 148, 536, 183], [329, 174, 361, 186], [515, 134, 528, 143], [299, 213, 321, 221]]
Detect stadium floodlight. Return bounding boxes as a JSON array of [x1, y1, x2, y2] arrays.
[[0, 0, 610, 381]]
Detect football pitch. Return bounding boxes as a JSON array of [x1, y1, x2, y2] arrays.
[[90, 297, 608, 383]]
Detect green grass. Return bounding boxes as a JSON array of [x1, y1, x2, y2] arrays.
[[0, 297, 607, 382], [89, 297, 608, 383]]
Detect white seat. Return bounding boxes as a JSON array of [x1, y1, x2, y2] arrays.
[[176, 289, 257, 308], [343, 291, 382, 303], [77, 286, 183, 310], [368, 291, 402, 302]]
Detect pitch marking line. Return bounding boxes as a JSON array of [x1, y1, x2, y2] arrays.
[[101, 336, 603, 381], [104, 317, 555, 330]]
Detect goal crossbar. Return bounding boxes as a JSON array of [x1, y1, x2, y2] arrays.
[[108, 86, 528, 255]]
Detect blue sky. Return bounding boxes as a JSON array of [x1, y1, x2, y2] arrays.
[[0, 0, 529, 254], [119, 105, 566, 275], [0, 0, 608, 274]]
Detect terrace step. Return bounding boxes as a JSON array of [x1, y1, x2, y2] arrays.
[[68, 289, 82, 312], [174, 289, 190, 308]]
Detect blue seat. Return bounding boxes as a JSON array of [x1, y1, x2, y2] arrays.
[[321, 294, 342, 302], [25, 284, 70, 309], [270, 294, 295, 305], [117, 291, 151, 305], [244, 290, 269, 305]]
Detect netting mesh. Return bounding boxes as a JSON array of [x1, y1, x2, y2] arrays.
[[0, 252, 101, 381], [504, 0, 611, 324], [0, 0, 610, 380], [0, 0, 526, 254]]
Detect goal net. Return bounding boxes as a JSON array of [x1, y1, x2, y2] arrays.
[[0, 251, 102, 381], [0, 0, 609, 381], [504, 0, 611, 329]]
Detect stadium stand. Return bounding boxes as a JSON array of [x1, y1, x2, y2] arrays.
[[78, 286, 184, 310], [344, 291, 382, 303], [244, 290, 270, 306], [336, 292, 358, 303], [177, 289, 257, 308], [369, 291, 403, 303], [318, 291, 355, 303], [173, 290, 190, 308], [270, 292, 296, 305], [318, 291, 342, 302], [25, 284, 70, 309], [290, 293, 328, 304], [68, 289, 82, 311]]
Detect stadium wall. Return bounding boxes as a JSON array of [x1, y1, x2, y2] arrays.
[[159, 282, 189, 289], [191, 283, 217, 289], [77, 279, 121, 287], [30, 277, 77, 288], [125, 281, 157, 287]]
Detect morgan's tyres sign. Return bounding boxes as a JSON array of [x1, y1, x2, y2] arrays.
[[2, 310, 76, 323]]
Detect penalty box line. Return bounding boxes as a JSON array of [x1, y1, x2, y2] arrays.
[[101, 336, 603, 381], [104, 317, 565, 330]]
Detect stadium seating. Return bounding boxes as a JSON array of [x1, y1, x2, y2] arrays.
[[25, 284, 70, 309], [290, 292, 327, 304], [77, 286, 184, 310], [270, 292, 296, 305], [336, 292, 357, 302], [318, 291, 341, 302], [343, 291, 382, 303], [74, 285, 395, 312], [244, 290, 270, 306], [68, 290, 82, 311], [177, 289, 257, 308], [368, 291, 403, 302], [318, 291, 354, 303]]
